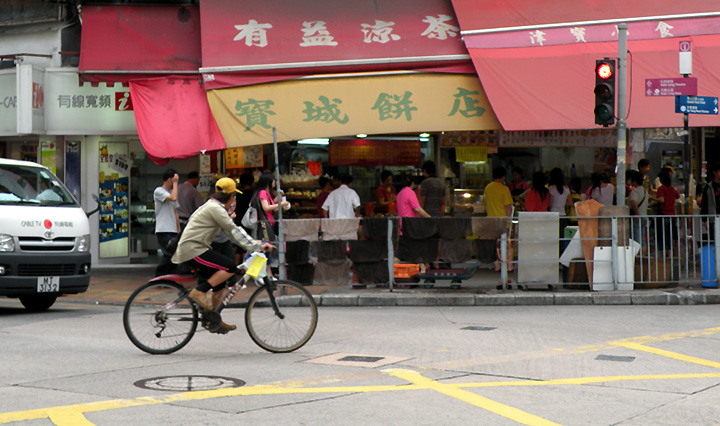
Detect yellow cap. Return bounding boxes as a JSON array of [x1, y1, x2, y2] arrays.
[[215, 177, 242, 194]]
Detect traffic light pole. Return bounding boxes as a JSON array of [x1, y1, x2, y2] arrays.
[[615, 24, 628, 205]]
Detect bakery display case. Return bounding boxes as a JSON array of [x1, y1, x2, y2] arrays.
[[451, 188, 485, 216]]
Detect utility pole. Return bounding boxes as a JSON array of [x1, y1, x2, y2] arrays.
[[615, 24, 628, 205]]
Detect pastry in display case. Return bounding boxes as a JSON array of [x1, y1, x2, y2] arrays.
[[452, 188, 485, 216]]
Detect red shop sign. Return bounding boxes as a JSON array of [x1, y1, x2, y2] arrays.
[[328, 139, 421, 167]]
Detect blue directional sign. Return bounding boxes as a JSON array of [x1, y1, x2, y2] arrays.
[[675, 95, 719, 115]]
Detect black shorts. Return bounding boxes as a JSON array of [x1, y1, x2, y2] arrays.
[[189, 249, 236, 280]]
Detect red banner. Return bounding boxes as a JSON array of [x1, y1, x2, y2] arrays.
[[328, 139, 421, 167]]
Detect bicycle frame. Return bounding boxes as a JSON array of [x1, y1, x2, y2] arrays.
[[217, 274, 284, 319]]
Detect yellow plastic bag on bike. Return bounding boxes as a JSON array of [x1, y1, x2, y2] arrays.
[[243, 252, 268, 279]]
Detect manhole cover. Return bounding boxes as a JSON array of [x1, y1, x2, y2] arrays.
[[462, 326, 497, 331], [595, 355, 635, 362], [134, 375, 246, 391], [338, 356, 384, 363]]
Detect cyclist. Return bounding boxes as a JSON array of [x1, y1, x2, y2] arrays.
[[171, 177, 274, 334]]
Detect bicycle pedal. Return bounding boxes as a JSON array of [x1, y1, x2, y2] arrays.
[[201, 311, 222, 332]]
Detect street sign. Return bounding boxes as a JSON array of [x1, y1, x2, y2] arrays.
[[679, 41, 692, 74], [645, 77, 697, 96], [675, 95, 719, 115]]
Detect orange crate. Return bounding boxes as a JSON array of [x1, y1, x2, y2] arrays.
[[394, 264, 420, 278]]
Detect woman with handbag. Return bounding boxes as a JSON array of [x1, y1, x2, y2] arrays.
[[251, 173, 290, 270]]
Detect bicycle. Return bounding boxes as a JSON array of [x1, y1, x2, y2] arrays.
[[123, 252, 318, 355]]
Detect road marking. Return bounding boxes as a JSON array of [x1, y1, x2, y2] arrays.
[[385, 369, 562, 426], [613, 341, 720, 369], [5, 327, 720, 425], [5, 370, 720, 425]]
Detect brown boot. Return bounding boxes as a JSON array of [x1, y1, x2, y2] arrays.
[[210, 289, 226, 309], [219, 321, 237, 333], [188, 289, 213, 312]]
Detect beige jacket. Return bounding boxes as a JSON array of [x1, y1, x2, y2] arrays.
[[171, 199, 261, 264]]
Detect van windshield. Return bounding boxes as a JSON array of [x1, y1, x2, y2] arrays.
[[0, 164, 78, 206]]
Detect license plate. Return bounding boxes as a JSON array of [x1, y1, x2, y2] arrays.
[[37, 277, 60, 292]]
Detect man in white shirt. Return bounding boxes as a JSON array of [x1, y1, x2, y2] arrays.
[[321, 174, 361, 219], [154, 169, 180, 277]]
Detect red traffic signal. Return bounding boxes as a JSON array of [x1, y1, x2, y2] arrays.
[[594, 59, 616, 126], [596, 62, 614, 80]]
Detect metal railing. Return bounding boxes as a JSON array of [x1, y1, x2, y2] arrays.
[[274, 215, 720, 291], [499, 214, 720, 291]]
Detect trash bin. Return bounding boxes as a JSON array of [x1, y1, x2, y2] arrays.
[[701, 245, 717, 288]]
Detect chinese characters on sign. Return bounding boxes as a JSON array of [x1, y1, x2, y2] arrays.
[[235, 98, 276, 131], [372, 91, 417, 121], [225, 146, 264, 169], [235, 87, 485, 131], [57, 94, 112, 109], [302, 96, 348, 124], [300, 21, 337, 46], [232, 15, 459, 48], [469, 18, 710, 50], [56, 92, 132, 110]]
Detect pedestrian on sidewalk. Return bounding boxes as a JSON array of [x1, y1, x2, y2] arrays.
[[177, 171, 202, 230], [154, 169, 180, 277]]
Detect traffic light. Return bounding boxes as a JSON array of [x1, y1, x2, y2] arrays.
[[594, 58, 616, 126]]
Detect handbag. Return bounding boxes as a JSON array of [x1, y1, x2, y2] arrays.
[[241, 205, 258, 229]]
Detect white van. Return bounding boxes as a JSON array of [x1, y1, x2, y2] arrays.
[[0, 159, 94, 311]]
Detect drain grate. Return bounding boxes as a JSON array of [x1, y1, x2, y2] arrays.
[[338, 355, 384, 363], [595, 354, 635, 362], [134, 375, 245, 391], [462, 326, 497, 331], [306, 353, 410, 368]]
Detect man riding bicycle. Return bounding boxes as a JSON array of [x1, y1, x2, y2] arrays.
[[171, 177, 274, 334]]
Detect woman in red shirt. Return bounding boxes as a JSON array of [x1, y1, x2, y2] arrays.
[[522, 171, 551, 212], [656, 169, 679, 255], [375, 170, 397, 214]]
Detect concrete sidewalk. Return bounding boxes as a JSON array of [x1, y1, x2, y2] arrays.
[[58, 264, 720, 307]]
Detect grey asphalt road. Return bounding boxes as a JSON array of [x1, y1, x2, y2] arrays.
[[1, 299, 720, 425]]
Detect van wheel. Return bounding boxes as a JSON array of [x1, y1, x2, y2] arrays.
[[19, 295, 57, 312]]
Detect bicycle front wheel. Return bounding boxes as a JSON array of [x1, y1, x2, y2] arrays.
[[245, 279, 318, 353], [123, 280, 198, 354]]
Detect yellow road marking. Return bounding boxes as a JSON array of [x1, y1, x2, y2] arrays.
[[6, 371, 720, 426], [385, 369, 561, 426], [5, 327, 720, 425], [613, 341, 720, 369]]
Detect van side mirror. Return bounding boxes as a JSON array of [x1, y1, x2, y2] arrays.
[[86, 194, 100, 217]]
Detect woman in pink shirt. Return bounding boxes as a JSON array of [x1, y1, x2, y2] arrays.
[[251, 173, 289, 273], [397, 177, 430, 218], [396, 176, 430, 273], [253, 173, 289, 227]]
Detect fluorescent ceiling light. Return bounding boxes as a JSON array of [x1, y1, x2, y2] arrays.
[[298, 138, 329, 145], [419, 137, 430, 142], [419, 132, 430, 138], [356, 133, 368, 138]]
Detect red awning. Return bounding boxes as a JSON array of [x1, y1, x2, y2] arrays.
[[79, 5, 201, 84], [199, 0, 472, 89], [451, 0, 720, 130], [129, 77, 226, 165], [451, 0, 720, 33]]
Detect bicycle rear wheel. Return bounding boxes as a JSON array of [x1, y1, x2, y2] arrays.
[[245, 279, 318, 353], [123, 280, 198, 354]]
